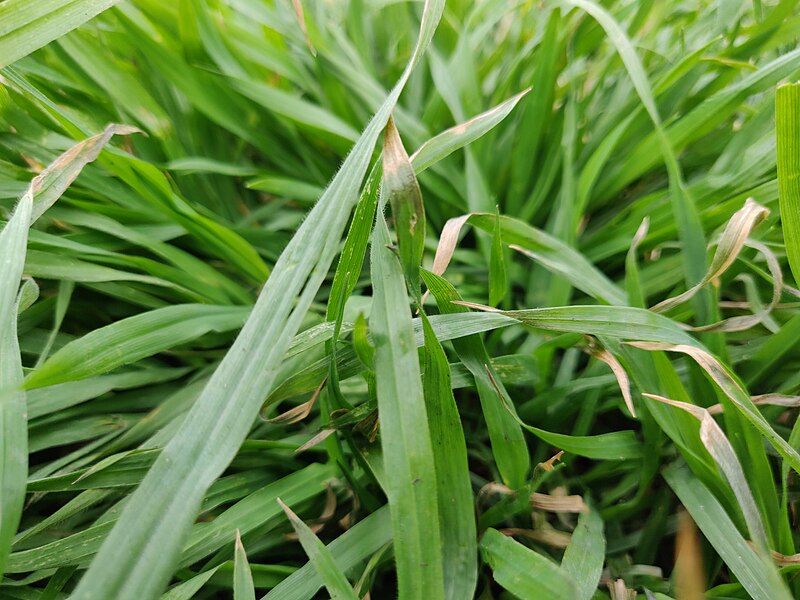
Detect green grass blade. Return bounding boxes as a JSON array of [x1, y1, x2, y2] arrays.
[[420, 313, 477, 599], [0, 0, 124, 68], [369, 210, 444, 599], [776, 82, 800, 287], [277, 500, 359, 600], [410, 89, 529, 174], [480, 528, 578, 599], [233, 531, 256, 600], [664, 464, 792, 600], [70, 2, 444, 597], [421, 270, 530, 487], [26, 305, 249, 389], [560, 506, 605, 600], [0, 193, 32, 575], [460, 304, 698, 346], [263, 506, 392, 600], [0, 124, 132, 574]]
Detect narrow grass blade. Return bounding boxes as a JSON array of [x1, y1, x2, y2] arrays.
[[644, 394, 767, 549], [161, 567, 222, 600], [263, 506, 392, 600], [664, 465, 792, 600], [561, 506, 605, 600], [370, 210, 444, 599], [420, 313, 477, 599], [421, 270, 529, 487], [409, 89, 529, 174], [277, 500, 358, 600], [0, 194, 32, 575], [489, 206, 506, 306], [26, 305, 249, 389], [480, 528, 578, 599], [233, 531, 256, 600], [776, 82, 800, 286]]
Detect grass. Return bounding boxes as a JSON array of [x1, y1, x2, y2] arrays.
[[2, 0, 800, 598]]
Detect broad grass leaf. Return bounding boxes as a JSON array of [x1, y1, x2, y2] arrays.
[[561, 505, 605, 600], [26, 305, 249, 389], [480, 528, 578, 599]]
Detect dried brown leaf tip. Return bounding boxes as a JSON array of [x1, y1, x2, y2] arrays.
[[531, 492, 588, 514], [675, 509, 705, 600]]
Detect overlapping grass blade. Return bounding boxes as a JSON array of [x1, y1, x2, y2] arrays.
[[70, 3, 445, 597], [560, 505, 605, 600], [479, 528, 578, 599], [0, 0, 125, 69], [233, 530, 256, 600], [369, 208, 444, 598], [664, 465, 792, 600], [421, 270, 530, 487], [277, 500, 358, 600], [420, 313, 477, 599]]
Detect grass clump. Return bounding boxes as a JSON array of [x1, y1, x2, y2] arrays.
[[2, 1, 800, 598]]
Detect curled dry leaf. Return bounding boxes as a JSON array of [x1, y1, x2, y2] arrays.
[[643, 393, 767, 549], [295, 428, 336, 454], [265, 376, 326, 424], [651, 198, 769, 314], [690, 239, 783, 332], [586, 340, 636, 418], [538, 451, 564, 472], [530, 492, 588, 513], [498, 527, 572, 549], [707, 393, 800, 415]]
